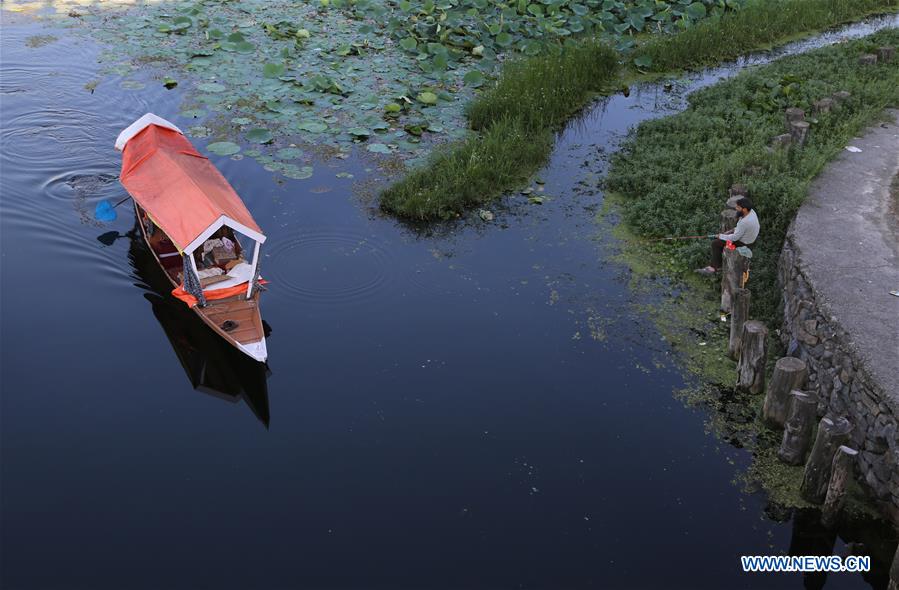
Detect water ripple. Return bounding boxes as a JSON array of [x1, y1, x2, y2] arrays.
[[264, 228, 397, 306]]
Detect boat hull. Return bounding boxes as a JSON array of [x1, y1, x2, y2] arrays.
[[134, 203, 268, 363]]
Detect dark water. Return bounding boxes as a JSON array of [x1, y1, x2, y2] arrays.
[[2, 10, 897, 589]]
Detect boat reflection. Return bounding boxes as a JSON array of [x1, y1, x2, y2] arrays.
[[125, 226, 272, 427]]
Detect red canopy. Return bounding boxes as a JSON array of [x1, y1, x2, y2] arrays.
[[119, 122, 264, 253]]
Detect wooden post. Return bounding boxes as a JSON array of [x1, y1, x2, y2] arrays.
[[858, 54, 878, 66], [728, 184, 748, 200], [877, 46, 895, 62], [762, 357, 808, 428], [729, 184, 748, 196], [720, 208, 738, 233], [831, 90, 851, 105], [789, 121, 810, 147], [777, 390, 818, 465], [770, 133, 792, 148], [785, 107, 805, 129], [821, 445, 858, 528], [728, 288, 750, 360], [812, 98, 833, 115], [736, 320, 768, 394], [800, 416, 852, 504], [720, 247, 748, 312], [889, 542, 899, 590]]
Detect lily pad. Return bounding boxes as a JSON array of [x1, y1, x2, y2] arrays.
[[495, 32, 513, 47], [263, 63, 286, 78], [207, 142, 241, 156], [246, 128, 274, 144], [686, 2, 708, 20], [367, 143, 391, 154], [282, 165, 314, 180], [400, 37, 418, 52], [187, 126, 210, 137], [634, 55, 653, 69], [231, 117, 253, 125], [276, 147, 304, 159], [171, 16, 192, 32], [296, 121, 328, 133], [417, 91, 438, 105], [463, 70, 485, 87], [348, 127, 371, 138]]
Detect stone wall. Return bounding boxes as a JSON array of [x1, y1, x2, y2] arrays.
[[780, 236, 899, 525]]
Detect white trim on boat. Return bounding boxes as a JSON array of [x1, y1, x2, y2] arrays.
[[246, 241, 261, 298], [115, 113, 183, 151], [184, 215, 266, 255], [237, 338, 267, 363]]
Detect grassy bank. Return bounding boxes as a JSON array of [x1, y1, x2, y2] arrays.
[[380, 42, 618, 220], [606, 27, 899, 327], [381, 0, 898, 220], [633, 0, 899, 72], [600, 29, 899, 511]]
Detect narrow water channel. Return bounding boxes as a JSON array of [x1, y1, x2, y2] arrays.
[[1, 9, 897, 589]]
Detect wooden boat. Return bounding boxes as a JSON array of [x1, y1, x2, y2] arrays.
[[116, 113, 268, 362], [128, 225, 272, 426]]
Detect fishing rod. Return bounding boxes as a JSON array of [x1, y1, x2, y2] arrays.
[[652, 234, 715, 242]]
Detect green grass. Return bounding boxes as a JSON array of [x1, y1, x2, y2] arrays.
[[381, 42, 618, 220], [379, 117, 553, 220], [606, 28, 899, 326], [634, 0, 899, 72], [380, 0, 899, 220]]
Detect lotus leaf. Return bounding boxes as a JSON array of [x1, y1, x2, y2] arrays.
[[172, 16, 192, 32], [495, 32, 513, 47], [296, 121, 328, 133], [417, 91, 438, 105], [633, 55, 652, 69], [246, 128, 274, 143], [263, 62, 286, 78], [282, 165, 314, 179], [686, 2, 707, 19], [276, 147, 304, 159], [463, 70, 485, 87], [207, 141, 241, 156]]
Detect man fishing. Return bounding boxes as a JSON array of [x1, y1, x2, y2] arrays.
[[695, 197, 759, 275]]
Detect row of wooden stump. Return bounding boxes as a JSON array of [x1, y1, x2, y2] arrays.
[[769, 46, 895, 151], [716, 46, 898, 583], [718, 180, 857, 531], [717, 182, 899, 583]]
